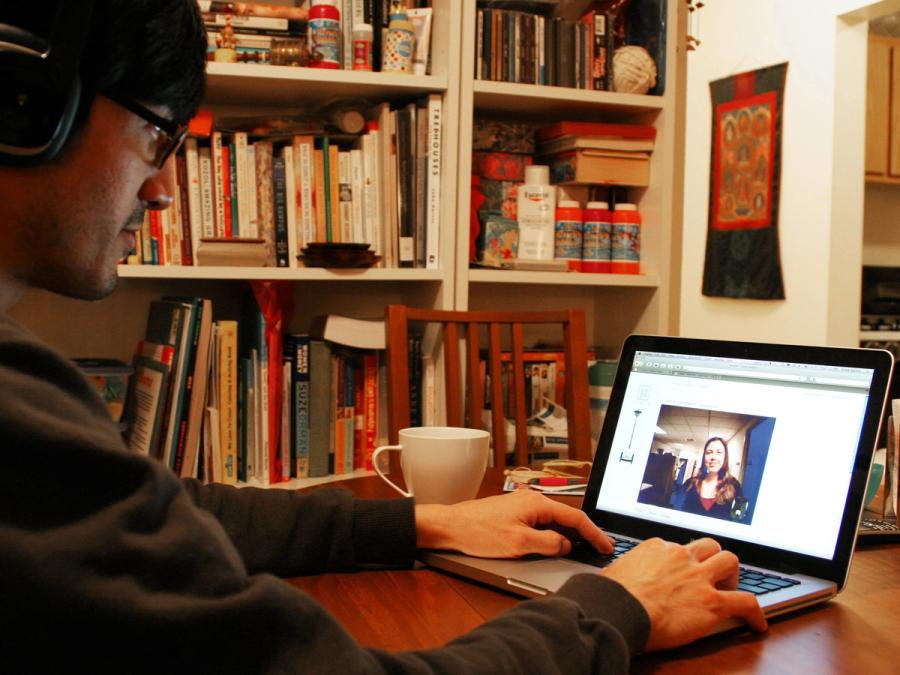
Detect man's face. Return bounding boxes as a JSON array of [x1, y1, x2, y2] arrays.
[[7, 95, 174, 301]]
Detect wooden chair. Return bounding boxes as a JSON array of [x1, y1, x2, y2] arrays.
[[384, 305, 593, 467]]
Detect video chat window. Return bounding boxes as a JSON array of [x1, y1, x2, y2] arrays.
[[635, 404, 774, 526]]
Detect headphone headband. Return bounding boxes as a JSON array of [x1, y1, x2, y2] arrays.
[[0, 0, 95, 165]]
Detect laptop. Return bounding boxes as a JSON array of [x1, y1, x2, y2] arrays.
[[422, 335, 894, 628]]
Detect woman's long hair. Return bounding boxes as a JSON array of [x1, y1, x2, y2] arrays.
[[686, 436, 737, 505]]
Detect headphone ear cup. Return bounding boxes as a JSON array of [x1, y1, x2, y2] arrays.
[[0, 47, 78, 165]]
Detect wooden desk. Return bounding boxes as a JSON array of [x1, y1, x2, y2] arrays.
[[291, 471, 900, 672]]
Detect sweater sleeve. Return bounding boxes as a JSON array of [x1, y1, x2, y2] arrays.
[[0, 316, 650, 674], [181, 479, 418, 575]]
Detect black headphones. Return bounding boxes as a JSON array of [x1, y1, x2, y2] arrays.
[[0, 1, 94, 166]]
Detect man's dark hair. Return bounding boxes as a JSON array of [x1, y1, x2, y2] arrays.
[[1, 0, 206, 130], [82, 0, 207, 124]]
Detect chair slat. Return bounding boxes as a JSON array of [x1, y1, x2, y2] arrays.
[[488, 323, 506, 467], [510, 323, 528, 466], [466, 323, 482, 430], [444, 322, 462, 426]]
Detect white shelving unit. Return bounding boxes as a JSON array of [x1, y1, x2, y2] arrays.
[[11, 1, 687, 484], [454, 0, 687, 355], [12, 1, 462, 366]]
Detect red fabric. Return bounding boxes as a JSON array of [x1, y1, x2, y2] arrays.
[[250, 280, 294, 483]]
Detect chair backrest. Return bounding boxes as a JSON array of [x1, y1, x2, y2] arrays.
[[384, 305, 593, 467]]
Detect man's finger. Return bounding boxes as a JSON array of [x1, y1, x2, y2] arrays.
[[519, 529, 572, 557], [684, 537, 722, 560], [700, 549, 740, 589], [542, 502, 614, 553], [718, 590, 768, 632]]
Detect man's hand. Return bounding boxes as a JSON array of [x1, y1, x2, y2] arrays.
[[601, 537, 768, 650], [415, 489, 614, 558]]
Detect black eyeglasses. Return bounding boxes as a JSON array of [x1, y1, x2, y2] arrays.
[[104, 91, 189, 169]]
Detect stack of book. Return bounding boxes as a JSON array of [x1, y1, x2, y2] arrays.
[[123, 298, 395, 486], [200, 1, 309, 65], [475, 3, 614, 91], [126, 95, 443, 270], [536, 121, 656, 186]]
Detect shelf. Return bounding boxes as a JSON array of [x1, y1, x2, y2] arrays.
[[206, 62, 448, 106], [472, 80, 665, 119], [467, 269, 660, 287], [118, 265, 445, 282], [860, 330, 900, 341]]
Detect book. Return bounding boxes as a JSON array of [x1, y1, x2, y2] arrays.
[[143, 299, 191, 470], [536, 134, 656, 155], [163, 296, 203, 477], [234, 132, 251, 237], [272, 155, 290, 267], [308, 339, 332, 477], [197, 1, 308, 21], [312, 314, 386, 351], [313, 146, 327, 243], [338, 150, 353, 243], [245, 144, 259, 237], [175, 155, 194, 265], [349, 148, 365, 244], [361, 128, 382, 255], [125, 354, 173, 457], [536, 121, 658, 143], [210, 131, 227, 237], [362, 352, 378, 469], [196, 237, 267, 267], [285, 334, 311, 478], [328, 141, 341, 243], [254, 141, 276, 266], [292, 135, 316, 251], [217, 320, 239, 484], [395, 103, 416, 267], [180, 298, 214, 479], [281, 145, 298, 268], [198, 146, 216, 238]]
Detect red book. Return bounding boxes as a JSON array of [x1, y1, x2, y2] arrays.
[[536, 121, 657, 143], [149, 211, 165, 265], [221, 144, 233, 238], [175, 155, 194, 265], [353, 359, 365, 470], [363, 353, 378, 470]]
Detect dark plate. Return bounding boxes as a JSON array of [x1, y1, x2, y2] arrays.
[[303, 242, 372, 251]]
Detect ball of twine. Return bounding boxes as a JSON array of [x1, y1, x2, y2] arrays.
[[613, 45, 658, 94]]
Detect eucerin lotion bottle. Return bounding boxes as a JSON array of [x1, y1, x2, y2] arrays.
[[516, 165, 556, 260]]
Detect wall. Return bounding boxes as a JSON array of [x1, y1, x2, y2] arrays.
[[679, 1, 882, 346]]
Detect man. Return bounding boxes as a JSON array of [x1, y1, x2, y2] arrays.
[[0, 2, 766, 672]]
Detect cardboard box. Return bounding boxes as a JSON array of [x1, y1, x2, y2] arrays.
[[544, 149, 651, 186]]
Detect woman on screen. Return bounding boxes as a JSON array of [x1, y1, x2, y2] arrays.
[[678, 437, 743, 521]]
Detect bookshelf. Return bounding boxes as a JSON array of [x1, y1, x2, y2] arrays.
[[455, 0, 687, 355], [10, 0, 688, 485]]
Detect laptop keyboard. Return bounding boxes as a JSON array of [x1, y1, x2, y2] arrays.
[[568, 537, 801, 597], [567, 536, 637, 567], [737, 568, 801, 595]]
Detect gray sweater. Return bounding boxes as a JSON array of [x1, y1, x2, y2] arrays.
[[0, 313, 649, 673]]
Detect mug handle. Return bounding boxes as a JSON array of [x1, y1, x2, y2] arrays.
[[371, 444, 412, 498]]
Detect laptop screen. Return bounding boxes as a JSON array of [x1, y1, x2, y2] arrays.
[[590, 345, 879, 561]]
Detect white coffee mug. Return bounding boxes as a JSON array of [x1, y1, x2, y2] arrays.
[[372, 427, 490, 504]]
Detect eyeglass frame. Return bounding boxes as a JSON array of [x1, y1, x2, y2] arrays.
[[103, 91, 189, 169]]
